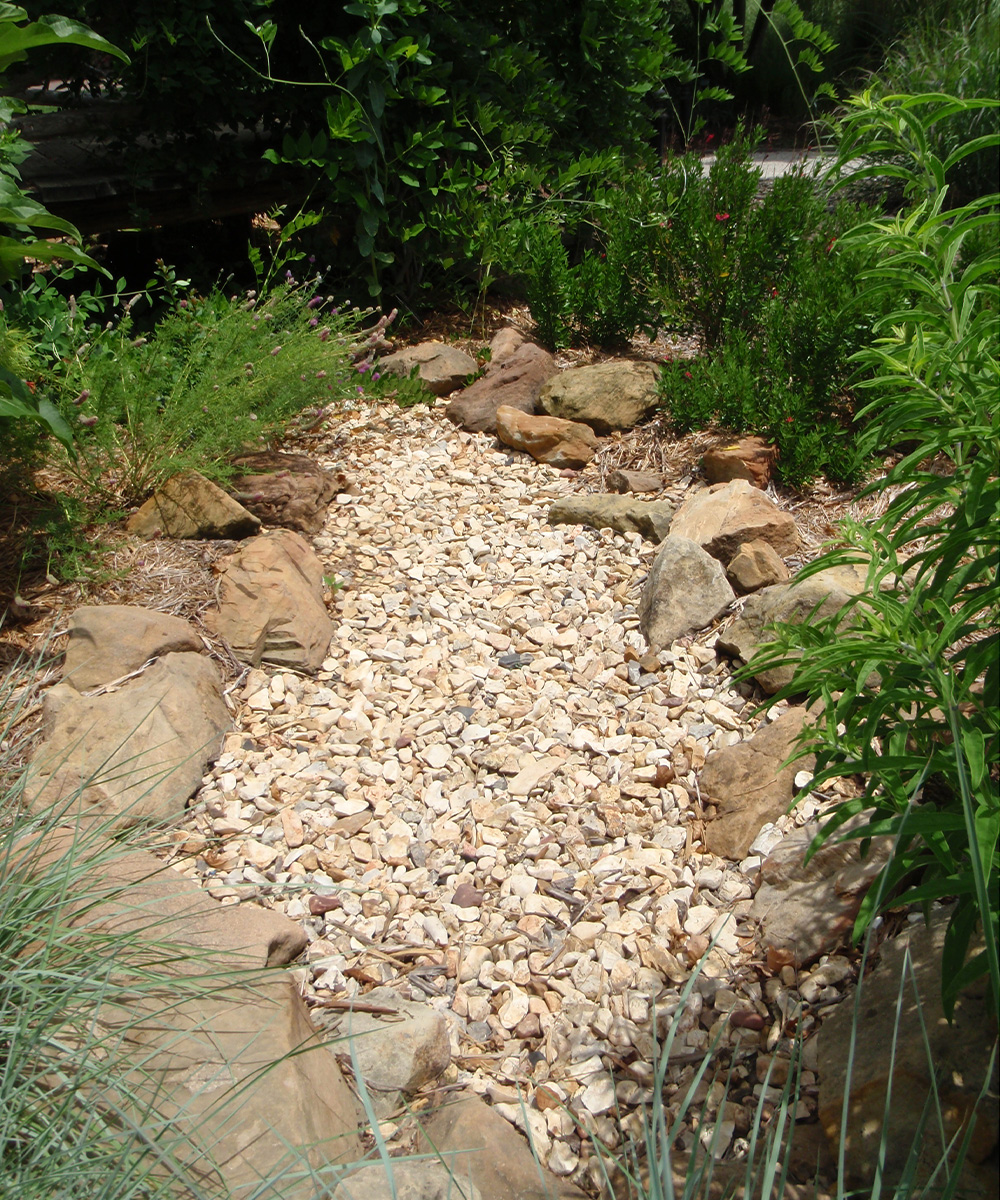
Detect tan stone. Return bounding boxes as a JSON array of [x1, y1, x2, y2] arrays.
[[26, 653, 230, 828], [62, 605, 202, 692], [538, 360, 659, 433], [378, 341, 477, 396], [606, 469, 665, 494], [727, 539, 790, 594], [206, 529, 333, 673], [12, 823, 361, 1197], [548, 494, 674, 541], [701, 708, 814, 860], [127, 470, 261, 539], [495, 405, 598, 469], [817, 907, 998, 1195], [670, 478, 801, 563], [417, 1094, 587, 1200], [639, 536, 735, 650], [703, 436, 778, 489]]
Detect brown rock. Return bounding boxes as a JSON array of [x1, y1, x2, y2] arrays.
[[671, 479, 801, 563], [378, 341, 477, 396], [749, 819, 892, 967], [446, 341, 555, 434], [416, 1094, 588, 1200], [13, 823, 361, 1197], [701, 708, 814, 860], [26, 653, 230, 828], [607, 469, 666, 494], [817, 907, 998, 1195], [639, 536, 735, 651], [539, 360, 660, 433], [703, 436, 778, 489], [495, 405, 598, 469], [230, 451, 348, 535], [489, 327, 525, 362], [548, 494, 674, 541], [62, 605, 202, 692], [206, 529, 333, 673], [333, 1162, 483, 1200], [727, 539, 790, 594], [127, 470, 261, 540]]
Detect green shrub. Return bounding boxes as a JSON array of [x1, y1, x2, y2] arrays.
[[656, 135, 879, 485], [747, 92, 1000, 1015], [51, 281, 362, 507]]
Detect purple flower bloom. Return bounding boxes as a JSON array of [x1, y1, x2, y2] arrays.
[[309, 317, 319, 327], [308, 296, 323, 309], [372, 372, 380, 381]]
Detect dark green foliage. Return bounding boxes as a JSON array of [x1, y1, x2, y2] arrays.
[[657, 132, 879, 485]]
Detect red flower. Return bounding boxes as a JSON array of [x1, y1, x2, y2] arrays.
[[683, 371, 693, 379], [785, 415, 794, 423], [715, 212, 730, 222], [25, 380, 36, 393], [770, 287, 779, 299]]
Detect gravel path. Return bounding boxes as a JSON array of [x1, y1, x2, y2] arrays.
[[168, 399, 820, 1190]]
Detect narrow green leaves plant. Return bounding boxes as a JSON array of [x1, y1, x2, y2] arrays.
[[746, 91, 1000, 1015]]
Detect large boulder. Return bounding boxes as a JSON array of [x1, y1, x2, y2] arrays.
[[749, 820, 892, 968], [702, 436, 778, 489], [127, 470, 261, 540], [495, 405, 598, 469], [378, 341, 477, 396], [206, 529, 333, 673], [446, 340, 555, 434], [548, 494, 674, 542], [538, 360, 660, 434], [62, 605, 203, 692], [817, 907, 998, 1195], [639, 537, 735, 651], [715, 575, 858, 693], [25, 653, 230, 828], [416, 1094, 587, 1200], [670, 478, 801, 563], [700, 707, 813, 860], [230, 451, 348, 535], [15, 824, 362, 1198]]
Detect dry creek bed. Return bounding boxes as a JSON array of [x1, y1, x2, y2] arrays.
[[161, 398, 857, 1193]]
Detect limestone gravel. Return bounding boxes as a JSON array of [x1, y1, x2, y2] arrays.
[[166, 400, 841, 1190]]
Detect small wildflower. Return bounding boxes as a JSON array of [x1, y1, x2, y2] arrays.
[[316, 370, 327, 379], [247, 290, 257, 299], [300, 374, 307, 381], [785, 415, 794, 423], [683, 371, 692, 379], [308, 255, 316, 264], [249, 413, 258, 421], [271, 346, 282, 356], [78, 414, 98, 427], [309, 317, 319, 327], [246, 298, 257, 309], [264, 313, 273, 321], [319, 328, 330, 342], [372, 372, 380, 381], [770, 287, 779, 299], [307, 296, 323, 308], [213, 384, 220, 391], [357, 362, 369, 373], [202, 405, 209, 413], [26, 380, 36, 394], [244, 363, 253, 371], [73, 389, 90, 406], [179, 299, 188, 308], [356, 386, 364, 394], [715, 212, 730, 222], [253, 314, 260, 322]]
